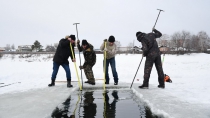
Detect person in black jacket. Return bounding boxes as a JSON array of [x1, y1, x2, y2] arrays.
[[48, 35, 76, 88], [77, 39, 96, 85], [136, 28, 165, 89]]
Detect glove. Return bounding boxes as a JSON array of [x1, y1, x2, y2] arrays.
[[103, 48, 107, 51], [77, 40, 80, 44], [152, 27, 155, 31], [79, 66, 84, 69], [104, 39, 107, 42]]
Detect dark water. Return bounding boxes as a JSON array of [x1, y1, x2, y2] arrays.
[[51, 89, 161, 118]]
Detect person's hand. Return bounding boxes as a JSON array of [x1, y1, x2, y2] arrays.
[[77, 40, 80, 44], [103, 47, 107, 51], [72, 59, 76, 62], [104, 39, 107, 42], [79, 66, 84, 69], [152, 27, 155, 31]]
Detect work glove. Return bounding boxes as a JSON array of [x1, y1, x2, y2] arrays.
[[77, 40, 80, 44], [152, 27, 155, 31], [79, 66, 84, 69], [104, 47, 108, 51], [104, 39, 107, 42]]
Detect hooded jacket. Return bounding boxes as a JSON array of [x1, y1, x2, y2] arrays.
[[53, 38, 75, 64], [137, 29, 162, 57], [77, 43, 96, 68]]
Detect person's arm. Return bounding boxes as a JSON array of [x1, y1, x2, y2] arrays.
[[107, 44, 117, 55], [77, 44, 83, 52], [141, 41, 148, 56], [83, 49, 94, 68], [153, 29, 162, 38]]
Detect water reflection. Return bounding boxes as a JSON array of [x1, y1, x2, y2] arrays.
[[103, 90, 119, 118], [50, 90, 159, 118], [83, 91, 97, 118]]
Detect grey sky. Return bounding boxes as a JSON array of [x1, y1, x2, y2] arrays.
[[0, 0, 210, 48]]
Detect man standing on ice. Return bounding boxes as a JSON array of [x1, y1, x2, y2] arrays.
[[77, 39, 96, 85], [136, 28, 165, 89], [100, 36, 119, 85], [48, 35, 76, 88]]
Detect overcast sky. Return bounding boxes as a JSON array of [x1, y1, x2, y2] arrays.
[[0, 0, 210, 49]]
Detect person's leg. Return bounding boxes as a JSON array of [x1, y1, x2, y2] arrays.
[[104, 59, 110, 84], [84, 67, 90, 83], [140, 57, 154, 87], [62, 63, 73, 87], [110, 57, 118, 84], [84, 65, 95, 85], [154, 55, 165, 88], [49, 62, 60, 86]]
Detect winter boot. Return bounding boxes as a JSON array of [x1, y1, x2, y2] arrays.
[[139, 84, 149, 89], [48, 79, 55, 87], [67, 81, 73, 88], [89, 81, 95, 85], [158, 85, 165, 89]]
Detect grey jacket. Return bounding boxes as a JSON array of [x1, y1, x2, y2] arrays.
[[100, 42, 117, 59]]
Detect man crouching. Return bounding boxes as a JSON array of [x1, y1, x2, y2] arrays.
[[77, 39, 96, 85]]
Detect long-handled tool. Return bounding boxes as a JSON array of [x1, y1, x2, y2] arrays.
[[130, 56, 143, 88], [153, 9, 164, 31], [73, 23, 83, 88]]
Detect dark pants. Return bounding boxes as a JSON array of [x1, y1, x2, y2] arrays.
[[84, 65, 95, 82], [51, 62, 71, 81], [143, 55, 164, 86], [104, 57, 118, 83]]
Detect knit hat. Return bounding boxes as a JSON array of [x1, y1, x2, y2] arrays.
[[136, 31, 142, 37], [108, 35, 115, 42], [136, 31, 145, 38], [69, 35, 76, 41], [82, 40, 88, 46]]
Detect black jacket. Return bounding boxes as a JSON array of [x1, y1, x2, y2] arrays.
[[137, 29, 162, 57], [53, 38, 75, 64], [77, 43, 96, 67]]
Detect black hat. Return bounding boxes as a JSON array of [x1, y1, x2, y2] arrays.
[[69, 35, 76, 41], [82, 40, 88, 45], [108, 35, 115, 42], [136, 31, 142, 37]]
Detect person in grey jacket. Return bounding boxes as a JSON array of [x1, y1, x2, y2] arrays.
[[100, 35, 119, 85]]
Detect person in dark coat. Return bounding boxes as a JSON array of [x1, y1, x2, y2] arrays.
[[77, 39, 96, 85], [136, 28, 165, 89], [48, 35, 76, 88]]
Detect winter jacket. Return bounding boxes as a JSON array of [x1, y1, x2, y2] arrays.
[[137, 29, 162, 57], [100, 42, 117, 59], [53, 38, 75, 64], [77, 43, 96, 68]]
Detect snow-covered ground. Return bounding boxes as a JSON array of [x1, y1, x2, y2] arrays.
[[0, 53, 210, 118]]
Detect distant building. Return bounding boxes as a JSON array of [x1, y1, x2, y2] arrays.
[[0, 47, 5, 52], [159, 46, 170, 52], [17, 45, 32, 52]]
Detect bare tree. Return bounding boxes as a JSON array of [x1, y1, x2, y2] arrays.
[[157, 34, 169, 46], [115, 40, 121, 54], [197, 31, 209, 52], [5, 44, 11, 51]]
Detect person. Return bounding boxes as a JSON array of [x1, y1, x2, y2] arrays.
[[77, 39, 96, 85], [136, 28, 165, 89], [48, 35, 76, 88], [100, 36, 119, 85]]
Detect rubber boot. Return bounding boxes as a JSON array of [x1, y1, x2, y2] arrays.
[[48, 79, 55, 87], [67, 80, 73, 88]]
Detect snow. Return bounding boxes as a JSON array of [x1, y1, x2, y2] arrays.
[[0, 53, 210, 118]]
